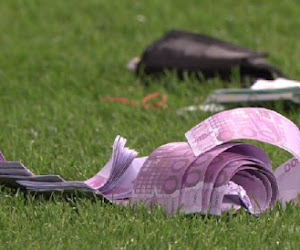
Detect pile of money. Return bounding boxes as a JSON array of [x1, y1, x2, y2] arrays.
[[177, 79, 300, 114], [205, 87, 300, 105], [0, 136, 147, 200], [1, 108, 300, 216]]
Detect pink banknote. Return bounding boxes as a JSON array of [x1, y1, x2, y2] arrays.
[[1, 108, 300, 216], [0, 136, 147, 200]]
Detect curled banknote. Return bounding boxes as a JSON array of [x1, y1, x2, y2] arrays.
[[1, 108, 300, 216]]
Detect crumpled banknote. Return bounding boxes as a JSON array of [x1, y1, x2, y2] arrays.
[[1, 107, 300, 216]]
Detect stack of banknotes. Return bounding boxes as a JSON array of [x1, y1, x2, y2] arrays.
[[1, 107, 300, 216], [205, 87, 300, 105], [205, 78, 300, 106]]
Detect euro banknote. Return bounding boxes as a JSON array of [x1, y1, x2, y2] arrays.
[[205, 87, 300, 105], [1, 108, 300, 216]]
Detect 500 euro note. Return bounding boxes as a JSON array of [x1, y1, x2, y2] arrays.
[[0, 136, 147, 201], [1, 108, 300, 216]]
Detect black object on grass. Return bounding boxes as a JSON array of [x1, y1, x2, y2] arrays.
[[133, 30, 284, 86]]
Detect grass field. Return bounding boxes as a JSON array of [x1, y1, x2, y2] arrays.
[[1, 0, 300, 249]]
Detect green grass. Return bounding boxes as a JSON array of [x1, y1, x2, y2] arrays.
[[0, 0, 300, 248]]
